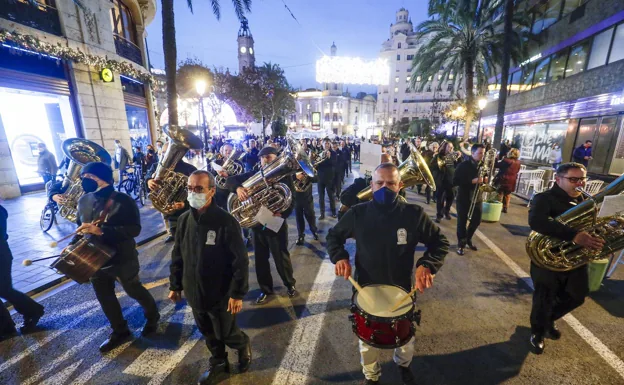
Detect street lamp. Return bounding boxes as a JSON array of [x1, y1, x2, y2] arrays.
[[195, 80, 207, 154], [476, 98, 488, 143]]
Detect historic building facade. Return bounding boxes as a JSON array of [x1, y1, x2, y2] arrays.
[[0, 0, 157, 197]]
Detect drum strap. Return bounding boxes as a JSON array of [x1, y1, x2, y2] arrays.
[[95, 192, 117, 226]]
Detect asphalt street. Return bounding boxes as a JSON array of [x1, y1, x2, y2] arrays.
[[1, 168, 623, 385]]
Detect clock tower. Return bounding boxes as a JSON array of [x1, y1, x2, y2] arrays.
[[237, 17, 255, 73]]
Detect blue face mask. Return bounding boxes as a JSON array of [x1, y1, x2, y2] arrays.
[[373, 186, 398, 205]]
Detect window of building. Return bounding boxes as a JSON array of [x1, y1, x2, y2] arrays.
[[406, 76, 411, 82], [404, 108, 409, 112], [437, 74, 442, 80], [416, 75, 422, 82], [508, 70, 522, 95], [532, 56, 551, 88], [406, 54, 414, 60], [406, 88, 411, 93], [436, 84, 442, 91], [333, 84, 338, 90], [548, 49, 569, 82], [588, 27, 614, 69], [325, 113, 330, 121], [565, 39, 591, 77], [407, 67, 412, 72], [397, 54, 401, 61], [609, 24, 624, 64], [561, 0, 584, 16], [110, 0, 138, 45], [449, 73, 454, 80], [428, 75, 433, 81], [398, 43, 402, 49], [395, 77, 400, 83], [393, 98, 398, 103], [394, 87, 399, 92], [306, 104, 310, 110], [332, 113, 338, 121], [520, 63, 536, 92], [447, 83, 453, 91], [426, 85, 432, 92]]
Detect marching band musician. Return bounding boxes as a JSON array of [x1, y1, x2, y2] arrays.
[[527, 162, 604, 354], [293, 168, 319, 246], [74, 162, 160, 352], [332, 141, 346, 200], [242, 139, 260, 173], [422, 142, 439, 205], [226, 146, 297, 304], [453, 144, 486, 256], [209, 143, 242, 210], [146, 142, 197, 243], [316, 139, 338, 219], [327, 163, 449, 385], [429, 141, 460, 223], [169, 170, 251, 384]]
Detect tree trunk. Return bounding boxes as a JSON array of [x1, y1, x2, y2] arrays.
[[493, 0, 515, 151], [462, 54, 475, 141], [162, 0, 178, 128]]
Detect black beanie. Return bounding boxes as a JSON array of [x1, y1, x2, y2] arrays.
[[258, 146, 278, 157], [81, 162, 114, 184]]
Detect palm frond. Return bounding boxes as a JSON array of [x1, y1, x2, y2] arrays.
[[210, 0, 221, 20], [187, 0, 194, 14]]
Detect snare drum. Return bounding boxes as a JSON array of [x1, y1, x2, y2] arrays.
[[349, 284, 420, 349]]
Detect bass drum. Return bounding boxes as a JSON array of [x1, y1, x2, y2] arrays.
[[51, 236, 115, 284]]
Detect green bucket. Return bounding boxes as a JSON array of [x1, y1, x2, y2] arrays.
[[481, 201, 503, 223], [588, 258, 610, 292]]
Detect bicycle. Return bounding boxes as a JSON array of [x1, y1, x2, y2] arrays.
[[118, 165, 147, 207], [40, 173, 64, 232]]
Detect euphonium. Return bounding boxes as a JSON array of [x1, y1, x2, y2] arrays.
[[227, 151, 301, 228], [356, 147, 436, 201], [526, 174, 624, 272], [149, 125, 202, 215], [215, 148, 244, 189], [58, 138, 112, 223]]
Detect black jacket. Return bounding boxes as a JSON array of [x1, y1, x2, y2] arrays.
[[0, 205, 10, 263], [340, 146, 351, 163], [327, 200, 449, 292], [430, 154, 459, 188], [293, 172, 317, 201], [73, 185, 141, 266], [169, 203, 249, 310], [316, 149, 337, 183], [242, 148, 259, 172], [340, 177, 370, 208], [529, 183, 583, 242], [453, 158, 480, 204]]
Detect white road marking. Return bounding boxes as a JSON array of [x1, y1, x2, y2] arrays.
[[273, 257, 336, 385], [39, 359, 83, 385], [71, 302, 178, 385], [475, 229, 624, 379]]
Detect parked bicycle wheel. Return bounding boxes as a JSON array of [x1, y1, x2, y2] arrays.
[[40, 204, 55, 232]]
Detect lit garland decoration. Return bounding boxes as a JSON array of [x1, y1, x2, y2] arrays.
[[0, 28, 162, 133]]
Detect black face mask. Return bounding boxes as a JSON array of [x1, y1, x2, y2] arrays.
[[148, 149, 155, 155], [81, 177, 99, 193]]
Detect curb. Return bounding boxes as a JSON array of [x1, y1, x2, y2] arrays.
[[4, 230, 168, 304]]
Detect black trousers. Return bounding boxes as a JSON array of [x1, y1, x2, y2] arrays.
[[435, 184, 455, 218], [345, 159, 352, 177], [334, 169, 344, 198], [192, 302, 249, 364], [425, 186, 432, 202], [252, 223, 296, 294], [0, 244, 44, 330], [317, 180, 336, 215], [530, 263, 588, 334], [90, 258, 159, 334], [295, 193, 317, 237], [456, 196, 482, 246]]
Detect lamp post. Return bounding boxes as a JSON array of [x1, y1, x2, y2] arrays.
[[195, 80, 207, 155], [476, 98, 488, 143], [455, 106, 464, 137]]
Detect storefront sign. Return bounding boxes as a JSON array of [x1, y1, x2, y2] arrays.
[[611, 91, 624, 107], [520, 53, 542, 67]]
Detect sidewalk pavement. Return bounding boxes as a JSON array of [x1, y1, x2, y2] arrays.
[[3, 191, 167, 296]]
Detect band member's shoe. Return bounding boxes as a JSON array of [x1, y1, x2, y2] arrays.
[[0, 325, 18, 342], [435, 216, 442, 223], [238, 342, 252, 373], [399, 364, 417, 385], [141, 315, 160, 337], [287, 286, 297, 298], [426, 199, 431, 204], [164, 235, 175, 243], [362, 379, 379, 384], [466, 242, 478, 251], [198, 358, 230, 385], [255, 292, 270, 305], [319, 214, 325, 220], [530, 333, 545, 354], [331, 213, 337, 218], [99, 329, 132, 353], [456, 247, 465, 256], [444, 213, 452, 220], [313, 232, 319, 241], [502, 208, 508, 213], [20, 313, 43, 334], [296, 236, 305, 246], [546, 323, 561, 340]]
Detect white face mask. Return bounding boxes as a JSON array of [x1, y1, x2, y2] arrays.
[[187, 192, 208, 209]]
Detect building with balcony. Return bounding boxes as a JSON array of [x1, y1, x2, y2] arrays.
[[482, 0, 624, 179], [0, 0, 157, 197], [375, 8, 458, 135]]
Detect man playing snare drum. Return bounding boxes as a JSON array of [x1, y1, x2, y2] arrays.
[[327, 162, 449, 385]]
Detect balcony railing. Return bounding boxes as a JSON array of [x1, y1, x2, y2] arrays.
[[0, 0, 62, 36], [114, 35, 143, 66]]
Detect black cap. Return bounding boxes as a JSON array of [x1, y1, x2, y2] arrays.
[[81, 162, 114, 184], [258, 146, 278, 157]]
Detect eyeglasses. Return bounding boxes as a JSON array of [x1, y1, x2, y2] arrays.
[[560, 176, 587, 183], [186, 186, 206, 193]]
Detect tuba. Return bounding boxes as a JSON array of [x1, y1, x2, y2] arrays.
[[58, 139, 112, 223], [467, 148, 498, 221], [149, 125, 203, 215], [287, 139, 317, 193], [227, 151, 302, 228], [215, 148, 244, 189], [526, 174, 624, 272], [356, 147, 436, 201]]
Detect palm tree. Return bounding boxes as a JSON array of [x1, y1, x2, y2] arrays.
[[410, 0, 529, 140], [161, 0, 251, 129]]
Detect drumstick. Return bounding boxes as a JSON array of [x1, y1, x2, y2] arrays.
[[49, 219, 102, 248], [347, 276, 374, 305], [389, 287, 418, 313], [22, 255, 61, 266]]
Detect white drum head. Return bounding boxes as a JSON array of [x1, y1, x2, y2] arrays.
[[355, 284, 411, 317]]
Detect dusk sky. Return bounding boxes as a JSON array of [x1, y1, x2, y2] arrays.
[[145, 0, 429, 94]]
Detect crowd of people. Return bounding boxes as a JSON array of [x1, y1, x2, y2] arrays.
[[0, 129, 608, 385]]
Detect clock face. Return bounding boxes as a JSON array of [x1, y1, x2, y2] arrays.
[[249, 47, 254, 55], [240, 46, 247, 54], [101, 68, 113, 83]]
